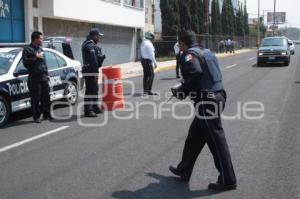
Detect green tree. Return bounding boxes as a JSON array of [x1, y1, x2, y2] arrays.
[[179, 0, 191, 31], [198, 0, 205, 33], [211, 0, 222, 35], [221, 0, 235, 36], [235, 4, 245, 36], [244, 4, 250, 35], [190, 0, 200, 33], [160, 0, 180, 36]]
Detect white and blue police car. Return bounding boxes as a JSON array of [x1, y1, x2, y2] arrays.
[[0, 46, 82, 127]]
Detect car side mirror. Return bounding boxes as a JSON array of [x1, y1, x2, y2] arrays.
[[13, 69, 28, 77], [288, 42, 293, 46]]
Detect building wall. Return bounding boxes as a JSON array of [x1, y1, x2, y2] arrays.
[[144, 0, 155, 32], [154, 0, 161, 33], [43, 18, 138, 65], [40, 0, 145, 28]]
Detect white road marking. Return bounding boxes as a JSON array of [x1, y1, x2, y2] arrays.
[[225, 64, 238, 69], [249, 57, 256, 61], [0, 126, 70, 153]]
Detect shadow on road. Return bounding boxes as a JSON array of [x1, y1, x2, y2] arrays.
[[111, 173, 224, 199]]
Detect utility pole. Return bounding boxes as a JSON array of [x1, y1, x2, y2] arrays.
[[257, 0, 260, 47], [273, 0, 276, 35]]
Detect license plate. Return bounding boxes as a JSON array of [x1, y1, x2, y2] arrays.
[[269, 56, 275, 60]]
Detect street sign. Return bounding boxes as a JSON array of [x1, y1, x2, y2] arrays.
[[267, 12, 286, 24]]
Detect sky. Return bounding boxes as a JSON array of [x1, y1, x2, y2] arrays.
[[246, 0, 300, 28]]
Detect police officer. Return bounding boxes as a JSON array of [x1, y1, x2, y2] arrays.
[[169, 31, 237, 191], [140, 31, 157, 95], [22, 31, 51, 123], [82, 28, 106, 117]]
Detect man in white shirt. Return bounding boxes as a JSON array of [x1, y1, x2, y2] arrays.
[[140, 31, 157, 95], [174, 41, 181, 78]]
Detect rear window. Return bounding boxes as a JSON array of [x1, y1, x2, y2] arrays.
[[0, 52, 18, 75], [261, 38, 287, 47]]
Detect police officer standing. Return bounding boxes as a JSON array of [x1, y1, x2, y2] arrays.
[[82, 28, 106, 117], [169, 31, 237, 191], [140, 32, 157, 95], [22, 31, 51, 123]]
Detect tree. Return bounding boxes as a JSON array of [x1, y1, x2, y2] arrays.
[[179, 0, 191, 31], [198, 0, 205, 33], [235, 4, 245, 36], [211, 0, 222, 35], [190, 0, 200, 33], [244, 4, 250, 35], [221, 0, 235, 36], [160, 0, 180, 36]]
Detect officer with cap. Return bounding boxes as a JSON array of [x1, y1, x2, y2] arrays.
[[82, 28, 106, 117], [140, 31, 157, 95], [169, 30, 237, 191], [22, 31, 51, 123]]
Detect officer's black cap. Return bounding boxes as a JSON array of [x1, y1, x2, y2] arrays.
[[89, 28, 104, 37]]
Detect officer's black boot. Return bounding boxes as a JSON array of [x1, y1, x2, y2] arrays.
[[169, 166, 191, 183]]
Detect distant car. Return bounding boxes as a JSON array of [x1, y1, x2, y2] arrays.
[[288, 39, 295, 55], [257, 37, 292, 66], [294, 40, 300, 45], [0, 47, 82, 127]]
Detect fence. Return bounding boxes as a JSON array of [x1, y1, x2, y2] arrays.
[[153, 35, 257, 57]]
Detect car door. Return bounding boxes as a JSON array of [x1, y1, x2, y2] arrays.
[[44, 50, 67, 101], [11, 59, 31, 112]]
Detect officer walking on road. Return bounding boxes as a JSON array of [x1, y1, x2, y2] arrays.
[[169, 31, 237, 191], [140, 31, 157, 95], [22, 31, 51, 123], [82, 28, 106, 117]]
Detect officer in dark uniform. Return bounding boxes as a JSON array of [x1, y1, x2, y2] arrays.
[[82, 28, 106, 117], [169, 31, 237, 191], [22, 31, 51, 123]]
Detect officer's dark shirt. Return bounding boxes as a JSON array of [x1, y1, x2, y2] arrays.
[[179, 45, 203, 96], [81, 40, 104, 73], [22, 43, 48, 77], [179, 44, 224, 96]]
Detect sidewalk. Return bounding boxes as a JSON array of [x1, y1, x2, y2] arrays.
[[102, 48, 256, 80]]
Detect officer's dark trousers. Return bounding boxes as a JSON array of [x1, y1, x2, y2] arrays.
[[176, 54, 181, 77], [141, 59, 154, 92], [83, 74, 99, 113], [28, 75, 50, 120], [177, 92, 236, 185]]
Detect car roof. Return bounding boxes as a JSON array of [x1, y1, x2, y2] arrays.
[[0, 47, 22, 53], [263, 36, 287, 39]]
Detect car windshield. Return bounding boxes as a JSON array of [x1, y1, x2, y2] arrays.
[[0, 51, 18, 75], [261, 38, 287, 47]]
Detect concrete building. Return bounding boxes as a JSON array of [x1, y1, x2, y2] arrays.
[[144, 0, 155, 33], [0, 0, 146, 64]]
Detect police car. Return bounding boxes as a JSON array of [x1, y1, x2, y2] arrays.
[[0, 46, 82, 127]]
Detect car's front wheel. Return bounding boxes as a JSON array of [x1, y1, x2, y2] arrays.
[[64, 81, 78, 105], [0, 96, 10, 127]]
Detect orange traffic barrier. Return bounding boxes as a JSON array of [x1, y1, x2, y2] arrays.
[[101, 66, 125, 111]]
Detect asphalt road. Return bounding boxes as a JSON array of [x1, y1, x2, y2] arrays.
[[1, 48, 300, 199]]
